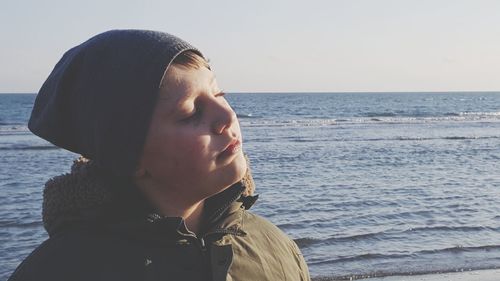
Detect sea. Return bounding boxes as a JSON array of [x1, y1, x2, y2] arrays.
[[1, 92, 500, 280]]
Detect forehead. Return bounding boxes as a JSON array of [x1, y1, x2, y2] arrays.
[[156, 65, 217, 110]]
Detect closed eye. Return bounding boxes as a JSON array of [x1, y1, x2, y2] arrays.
[[180, 91, 226, 122]]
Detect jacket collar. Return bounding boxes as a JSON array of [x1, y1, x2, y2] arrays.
[[42, 156, 257, 237], [100, 183, 257, 244]]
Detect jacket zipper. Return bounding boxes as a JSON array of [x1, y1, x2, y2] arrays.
[[198, 236, 207, 252]]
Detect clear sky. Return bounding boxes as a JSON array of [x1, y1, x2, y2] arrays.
[[2, 0, 500, 93]]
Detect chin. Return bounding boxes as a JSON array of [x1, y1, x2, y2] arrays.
[[233, 151, 248, 181], [217, 152, 248, 191]]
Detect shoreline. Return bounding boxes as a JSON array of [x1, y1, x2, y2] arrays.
[[312, 269, 500, 281]]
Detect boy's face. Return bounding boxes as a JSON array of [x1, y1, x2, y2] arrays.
[[136, 65, 247, 203]]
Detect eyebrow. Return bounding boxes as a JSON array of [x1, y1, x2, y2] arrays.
[[172, 74, 217, 105]]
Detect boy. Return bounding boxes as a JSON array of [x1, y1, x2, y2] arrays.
[[9, 30, 310, 281]]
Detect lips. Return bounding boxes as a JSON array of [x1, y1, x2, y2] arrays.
[[218, 138, 241, 159]]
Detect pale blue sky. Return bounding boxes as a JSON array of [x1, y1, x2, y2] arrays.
[[2, 0, 500, 93]]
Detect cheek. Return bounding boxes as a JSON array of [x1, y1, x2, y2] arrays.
[[170, 134, 212, 170]]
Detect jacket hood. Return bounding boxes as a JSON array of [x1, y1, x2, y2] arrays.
[[42, 156, 256, 237]]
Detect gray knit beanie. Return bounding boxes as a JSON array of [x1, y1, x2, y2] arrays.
[[28, 29, 204, 177]]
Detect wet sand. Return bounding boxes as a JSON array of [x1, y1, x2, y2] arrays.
[[365, 269, 500, 281], [313, 269, 500, 281]]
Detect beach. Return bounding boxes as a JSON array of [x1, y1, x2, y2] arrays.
[[364, 269, 500, 281], [313, 269, 500, 281]]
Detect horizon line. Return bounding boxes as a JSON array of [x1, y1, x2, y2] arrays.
[[2, 90, 500, 95]]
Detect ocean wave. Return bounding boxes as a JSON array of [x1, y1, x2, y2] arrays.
[[362, 112, 398, 117], [309, 244, 500, 266], [294, 226, 498, 248], [382, 136, 498, 142], [0, 145, 58, 151], [0, 125, 30, 134], [236, 113, 256, 119], [239, 113, 500, 128], [417, 244, 500, 255], [294, 232, 386, 248], [458, 111, 500, 116], [310, 252, 408, 266], [0, 220, 43, 228], [255, 135, 500, 143], [241, 119, 339, 127], [360, 111, 500, 118], [294, 237, 320, 248], [405, 225, 500, 233]]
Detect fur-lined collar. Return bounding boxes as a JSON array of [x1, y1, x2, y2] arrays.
[[42, 156, 256, 237]]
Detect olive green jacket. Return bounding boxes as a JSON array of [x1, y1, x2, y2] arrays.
[[9, 157, 310, 281]]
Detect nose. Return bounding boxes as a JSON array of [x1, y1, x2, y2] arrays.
[[212, 100, 237, 135]]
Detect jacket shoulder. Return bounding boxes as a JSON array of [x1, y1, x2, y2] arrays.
[[8, 228, 145, 281], [243, 211, 289, 236], [229, 210, 311, 281]]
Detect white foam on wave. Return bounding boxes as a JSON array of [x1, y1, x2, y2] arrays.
[[458, 111, 500, 116], [0, 125, 30, 134], [239, 112, 500, 128]]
